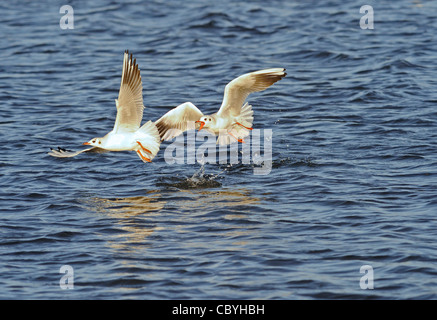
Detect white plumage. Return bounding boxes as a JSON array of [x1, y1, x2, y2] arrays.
[[155, 68, 286, 145], [49, 50, 161, 163]]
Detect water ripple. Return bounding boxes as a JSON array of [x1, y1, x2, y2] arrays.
[[1, 0, 437, 300]]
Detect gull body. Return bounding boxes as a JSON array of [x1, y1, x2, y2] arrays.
[[49, 50, 160, 163], [155, 68, 286, 145]]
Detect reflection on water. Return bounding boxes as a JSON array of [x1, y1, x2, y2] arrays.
[[82, 188, 262, 251], [167, 188, 262, 247], [83, 191, 165, 252], [88, 191, 166, 216], [173, 188, 261, 213]]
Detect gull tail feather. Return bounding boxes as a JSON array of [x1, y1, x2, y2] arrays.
[[217, 103, 254, 145], [237, 102, 254, 128], [135, 120, 161, 161]]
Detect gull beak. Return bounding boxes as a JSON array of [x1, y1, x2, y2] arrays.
[[83, 142, 91, 145], [195, 120, 205, 131]]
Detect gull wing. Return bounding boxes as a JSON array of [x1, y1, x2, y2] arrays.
[[113, 50, 144, 133], [47, 146, 107, 158], [216, 68, 286, 118], [155, 102, 204, 141]]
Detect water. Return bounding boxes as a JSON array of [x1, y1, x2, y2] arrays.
[[1, 0, 437, 299]]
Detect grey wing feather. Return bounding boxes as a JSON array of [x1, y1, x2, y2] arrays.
[[113, 50, 144, 133], [48, 146, 105, 158], [217, 68, 286, 117]]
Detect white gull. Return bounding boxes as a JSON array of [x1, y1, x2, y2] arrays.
[[155, 68, 286, 145], [49, 50, 160, 163]]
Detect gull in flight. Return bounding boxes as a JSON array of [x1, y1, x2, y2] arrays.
[[155, 68, 286, 145], [48, 50, 160, 163]]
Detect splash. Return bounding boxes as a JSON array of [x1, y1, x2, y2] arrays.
[[157, 164, 223, 189]]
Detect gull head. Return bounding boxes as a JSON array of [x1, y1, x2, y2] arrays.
[[83, 137, 103, 147], [195, 116, 214, 131]]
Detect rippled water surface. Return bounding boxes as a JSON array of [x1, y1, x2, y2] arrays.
[[1, 0, 437, 299]]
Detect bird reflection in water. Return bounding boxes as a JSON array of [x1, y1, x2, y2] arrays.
[[85, 190, 165, 252], [84, 188, 262, 250], [173, 188, 260, 216]]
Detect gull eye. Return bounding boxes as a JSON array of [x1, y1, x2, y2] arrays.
[[209, 118, 211, 121], [99, 141, 101, 144]]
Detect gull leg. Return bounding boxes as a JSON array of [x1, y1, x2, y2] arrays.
[[228, 132, 245, 143], [136, 141, 152, 154], [236, 122, 253, 130], [136, 150, 151, 163]]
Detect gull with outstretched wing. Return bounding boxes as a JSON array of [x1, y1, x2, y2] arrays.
[[155, 68, 286, 145], [48, 50, 160, 163]]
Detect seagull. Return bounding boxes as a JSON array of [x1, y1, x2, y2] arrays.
[[155, 68, 286, 145], [48, 50, 161, 163]]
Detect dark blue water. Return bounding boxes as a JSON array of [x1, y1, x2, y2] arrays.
[[1, 0, 437, 299]]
